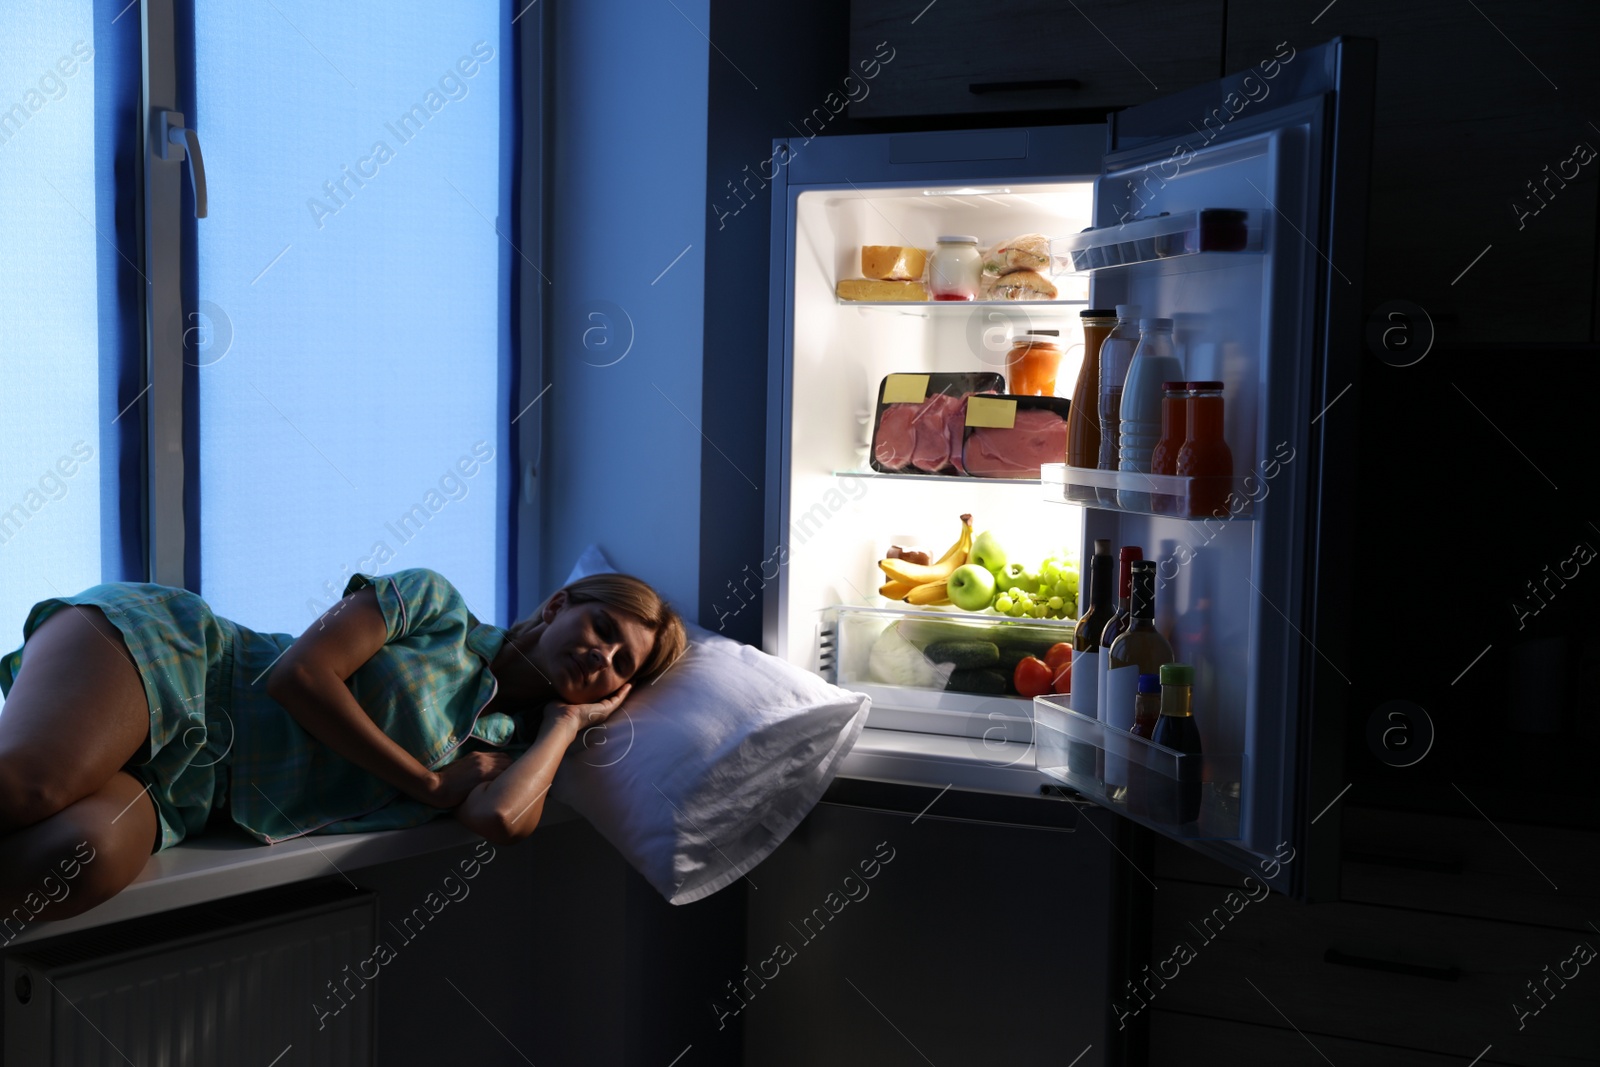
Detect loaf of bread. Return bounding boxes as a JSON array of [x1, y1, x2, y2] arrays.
[[836, 278, 929, 302], [861, 245, 927, 281]]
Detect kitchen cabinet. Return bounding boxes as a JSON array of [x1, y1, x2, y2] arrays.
[[1226, 0, 1600, 343], [739, 785, 1119, 1065], [1136, 812, 1600, 1063], [846, 0, 1225, 119]]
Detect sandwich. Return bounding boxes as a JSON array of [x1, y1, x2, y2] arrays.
[[985, 233, 1051, 273], [989, 269, 1057, 301]]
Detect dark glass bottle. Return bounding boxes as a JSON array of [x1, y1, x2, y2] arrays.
[[1095, 546, 1144, 721], [1067, 539, 1114, 776], [1074, 539, 1114, 652], [1106, 560, 1174, 797], [1127, 672, 1162, 816], [1151, 661, 1203, 825]]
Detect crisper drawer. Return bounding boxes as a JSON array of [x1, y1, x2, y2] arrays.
[[827, 605, 1073, 744], [1033, 695, 1243, 842]]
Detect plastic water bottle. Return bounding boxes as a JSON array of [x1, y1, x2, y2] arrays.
[[1118, 318, 1182, 475], [1095, 305, 1142, 503]]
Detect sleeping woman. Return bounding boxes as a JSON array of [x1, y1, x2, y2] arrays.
[[0, 568, 686, 924]]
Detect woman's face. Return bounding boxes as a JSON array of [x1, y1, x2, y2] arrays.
[[535, 594, 656, 704]]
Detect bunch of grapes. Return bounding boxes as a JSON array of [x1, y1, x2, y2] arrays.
[[992, 554, 1080, 620]]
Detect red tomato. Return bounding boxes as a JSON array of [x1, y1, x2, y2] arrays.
[[1014, 656, 1053, 698], [1044, 642, 1073, 694], [1051, 659, 1071, 694]]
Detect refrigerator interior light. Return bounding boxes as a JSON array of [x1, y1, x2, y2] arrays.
[[921, 186, 1012, 196]]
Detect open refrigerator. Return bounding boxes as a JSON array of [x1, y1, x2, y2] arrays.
[[763, 38, 1374, 900]]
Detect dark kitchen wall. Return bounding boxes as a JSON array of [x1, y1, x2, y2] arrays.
[[696, 0, 870, 644]]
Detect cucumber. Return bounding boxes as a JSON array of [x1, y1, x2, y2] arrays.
[[923, 639, 1000, 669], [945, 668, 1009, 696]]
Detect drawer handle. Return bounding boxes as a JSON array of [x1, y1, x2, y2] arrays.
[[1323, 948, 1461, 982], [1344, 849, 1465, 875], [969, 78, 1083, 95]]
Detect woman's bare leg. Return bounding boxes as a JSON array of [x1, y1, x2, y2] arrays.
[[0, 770, 160, 933], [0, 604, 153, 835]]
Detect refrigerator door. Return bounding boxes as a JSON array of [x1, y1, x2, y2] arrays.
[[1047, 36, 1374, 899]]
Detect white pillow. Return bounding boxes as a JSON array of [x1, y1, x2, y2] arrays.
[[548, 547, 871, 904]]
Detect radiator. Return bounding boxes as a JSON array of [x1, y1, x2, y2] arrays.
[[2, 880, 377, 1066]]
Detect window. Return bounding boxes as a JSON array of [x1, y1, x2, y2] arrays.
[[0, 1, 527, 711], [187, 3, 513, 634], [0, 2, 142, 676]]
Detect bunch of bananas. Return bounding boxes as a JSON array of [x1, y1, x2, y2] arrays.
[[877, 514, 973, 606]]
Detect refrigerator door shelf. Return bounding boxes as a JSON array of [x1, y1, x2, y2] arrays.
[[1053, 208, 1263, 272], [1034, 696, 1245, 843], [1041, 463, 1260, 520]]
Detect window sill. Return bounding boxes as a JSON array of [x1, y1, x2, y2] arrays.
[[4, 800, 582, 947]]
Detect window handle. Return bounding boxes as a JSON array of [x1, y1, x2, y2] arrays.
[[158, 110, 208, 218]]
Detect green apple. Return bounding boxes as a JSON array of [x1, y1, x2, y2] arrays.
[[1002, 561, 1038, 589], [946, 563, 997, 611], [968, 531, 1008, 576]]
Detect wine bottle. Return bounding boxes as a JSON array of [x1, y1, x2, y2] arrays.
[[1151, 662, 1203, 825], [1094, 545, 1143, 723], [1106, 560, 1174, 796], [1067, 539, 1113, 777]]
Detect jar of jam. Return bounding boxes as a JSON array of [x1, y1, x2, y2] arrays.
[[929, 236, 981, 301], [1006, 329, 1062, 396]]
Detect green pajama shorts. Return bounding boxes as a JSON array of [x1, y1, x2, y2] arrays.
[[0, 582, 238, 853]]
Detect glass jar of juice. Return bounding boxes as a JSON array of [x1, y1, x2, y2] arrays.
[[1148, 380, 1190, 513], [929, 236, 981, 300], [1005, 330, 1062, 395], [1175, 380, 1234, 517]]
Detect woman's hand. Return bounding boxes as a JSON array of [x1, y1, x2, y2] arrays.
[[543, 683, 632, 735], [424, 750, 514, 810]]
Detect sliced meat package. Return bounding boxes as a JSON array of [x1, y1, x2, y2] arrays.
[[870, 372, 1006, 475], [961, 394, 1071, 479]]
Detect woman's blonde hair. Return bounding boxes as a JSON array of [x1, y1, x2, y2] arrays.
[[513, 572, 687, 689]]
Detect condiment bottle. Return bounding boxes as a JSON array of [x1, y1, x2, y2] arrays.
[[1176, 380, 1234, 518], [929, 236, 981, 301], [1151, 662, 1202, 825], [1067, 309, 1116, 468], [1148, 380, 1190, 513], [1005, 329, 1062, 395], [1127, 672, 1162, 816], [1095, 305, 1142, 502]]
